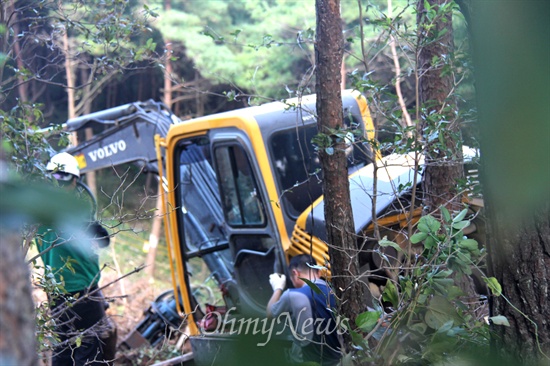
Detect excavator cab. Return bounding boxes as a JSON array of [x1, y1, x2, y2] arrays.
[[160, 91, 375, 345]]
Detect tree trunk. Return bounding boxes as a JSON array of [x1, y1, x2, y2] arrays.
[[144, 0, 173, 278], [145, 186, 163, 277], [0, 230, 37, 366], [417, 0, 464, 215], [63, 31, 78, 147], [486, 203, 550, 362], [81, 68, 98, 199], [416, 0, 479, 306], [468, 1, 550, 362], [315, 0, 365, 348]]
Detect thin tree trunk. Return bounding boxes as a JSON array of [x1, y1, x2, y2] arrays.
[[81, 66, 98, 198], [145, 186, 163, 277], [63, 31, 78, 146], [164, 42, 173, 108], [417, 0, 464, 215], [12, 13, 29, 103], [315, 0, 364, 350], [144, 0, 173, 277], [195, 70, 204, 117], [388, 0, 412, 130], [416, 0, 478, 305]]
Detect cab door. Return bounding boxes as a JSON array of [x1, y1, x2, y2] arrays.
[[210, 128, 287, 317]]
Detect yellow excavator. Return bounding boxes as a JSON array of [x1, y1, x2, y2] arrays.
[[46, 89, 481, 365]]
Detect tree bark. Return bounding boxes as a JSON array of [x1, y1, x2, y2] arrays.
[[417, 0, 464, 215], [0, 230, 38, 366], [315, 0, 365, 348], [486, 203, 550, 361], [468, 1, 550, 362]]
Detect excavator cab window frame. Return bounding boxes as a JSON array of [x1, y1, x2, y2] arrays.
[[214, 143, 267, 228], [173, 137, 234, 281], [267, 113, 370, 220]]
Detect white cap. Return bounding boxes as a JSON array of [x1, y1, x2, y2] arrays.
[[46, 152, 80, 178]]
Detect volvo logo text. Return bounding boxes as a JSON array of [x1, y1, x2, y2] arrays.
[[88, 140, 127, 162]]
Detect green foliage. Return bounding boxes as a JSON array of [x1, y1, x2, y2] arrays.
[[147, 0, 322, 98], [413, 209, 483, 276], [484, 277, 502, 297], [300, 278, 323, 295], [356, 310, 383, 333], [53, 0, 159, 68], [1, 0, 161, 116], [0, 101, 57, 178], [352, 208, 489, 364], [382, 280, 399, 309], [312, 125, 364, 156]]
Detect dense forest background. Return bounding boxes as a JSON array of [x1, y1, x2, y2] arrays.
[[1, 0, 474, 138]]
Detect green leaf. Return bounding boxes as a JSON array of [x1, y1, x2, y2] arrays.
[[223, 90, 237, 101], [457, 238, 479, 252], [355, 310, 382, 333], [490, 315, 510, 326], [441, 206, 451, 223], [433, 269, 453, 278], [436, 320, 454, 334], [409, 322, 428, 335], [382, 280, 399, 308], [424, 296, 456, 330], [418, 215, 441, 234], [379, 237, 404, 253], [418, 293, 428, 304], [452, 208, 468, 223], [424, 235, 437, 249], [452, 220, 470, 230], [484, 277, 502, 296], [300, 278, 323, 295], [201, 30, 217, 41], [145, 38, 156, 51], [417, 219, 429, 233], [432, 278, 454, 294], [437, 28, 449, 39], [349, 329, 365, 349], [426, 215, 441, 232], [447, 286, 464, 300], [411, 232, 428, 244], [229, 29, 242, 40]]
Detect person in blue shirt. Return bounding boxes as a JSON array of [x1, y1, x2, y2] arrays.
[[267, 255, 341, 365]]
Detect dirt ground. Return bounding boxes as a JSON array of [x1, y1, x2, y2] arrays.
[[101, 272, 184, 365], [102, 273, 155, 338]]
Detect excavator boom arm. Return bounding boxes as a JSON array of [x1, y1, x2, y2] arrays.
[[55, 100, 177, 174]]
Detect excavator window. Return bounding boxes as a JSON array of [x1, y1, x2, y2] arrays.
[[214, 144, 266, 227], [269, 114, 371, 219], [177, 140, 232, 272], [270, 125, 321, 218]]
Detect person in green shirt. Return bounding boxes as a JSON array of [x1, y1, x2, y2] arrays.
[[36, 152, 112, 366]]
